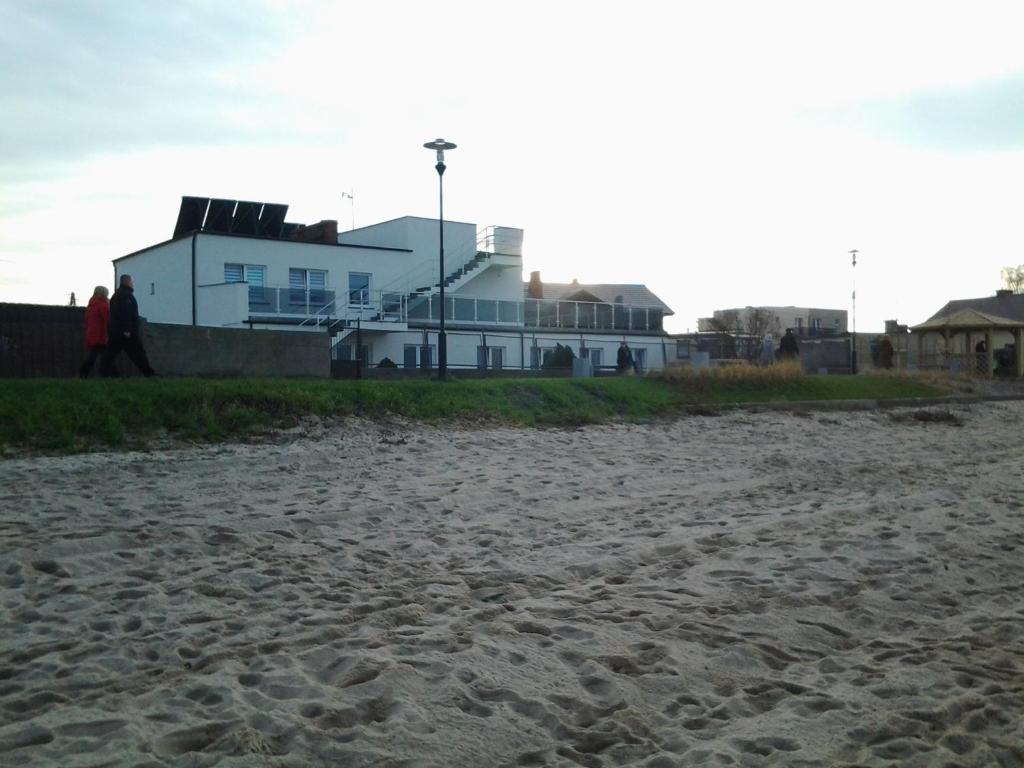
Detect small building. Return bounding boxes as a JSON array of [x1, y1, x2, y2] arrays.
[[112, 196, 675, 373], [911, 289, 1024, 377]]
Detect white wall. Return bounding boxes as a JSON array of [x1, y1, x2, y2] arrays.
[[114, 238, 193, 325], [197, 282, 249, 327], [452, 263, 523, 302], [352, 328, 668, 371], [194, 233, 422, 298]]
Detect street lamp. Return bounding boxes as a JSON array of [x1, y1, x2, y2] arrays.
[[849, 249, 858, 374], [424, 138, 456, 378]]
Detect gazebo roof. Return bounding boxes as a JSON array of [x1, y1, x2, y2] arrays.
[[911, 308, 1024, 331]]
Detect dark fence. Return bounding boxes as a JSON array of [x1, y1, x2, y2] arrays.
[[1, 303, 329, 378], [0, 303, 91, 378]]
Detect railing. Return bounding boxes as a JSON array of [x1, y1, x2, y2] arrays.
[[246, 285, 664, 332], [376, 225, 522, 299], [406, 295, 665, 332], [917, 352, 992, 375], [248, 286, 336, 317]]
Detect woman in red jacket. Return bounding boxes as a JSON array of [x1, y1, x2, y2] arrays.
[[78, 286, 110, 378]]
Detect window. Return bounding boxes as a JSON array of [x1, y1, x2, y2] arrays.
[[676, 340, 691, 360], [336, 343, 370, 365], [404, 344, 435, 369], [349, 272, 371, 306], [476, 346, 505, 369], [633, 348, 647, 373], [588, 348, 602, 367], [225, 263, 266, 302], [290, 268, 327, 304], [795, 317, 804, 334]]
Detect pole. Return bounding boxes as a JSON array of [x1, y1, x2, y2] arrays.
[[437, 161, 447, 378], [850, 249, 858, 374]]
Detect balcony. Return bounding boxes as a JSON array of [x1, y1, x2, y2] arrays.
[[240, 285, 665, 333], [406, 295, 665, 332], [247, 286, 337, 317]]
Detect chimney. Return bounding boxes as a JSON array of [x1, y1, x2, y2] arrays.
[[528, 270, 543, 298], [996, 288, 1013, 298], [290, 219, 338, 244]]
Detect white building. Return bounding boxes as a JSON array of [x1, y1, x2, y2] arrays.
[[113, 196, 675, 372]]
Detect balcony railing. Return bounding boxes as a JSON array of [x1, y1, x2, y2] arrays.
[[406, 295, 665, 332], [247, 286, 336, 317], [244, 285, 665, 332]]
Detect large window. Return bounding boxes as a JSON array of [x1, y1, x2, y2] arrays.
[[476, 346, 505, 370], [349, 272, 371, 306], [404, 344, 434, 369], [290, 268, 327, 304], [225, 263, 266, 302], [335, 343, 370, 365]]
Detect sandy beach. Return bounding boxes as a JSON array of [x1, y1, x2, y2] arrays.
[[1, 402, 1022, 767]]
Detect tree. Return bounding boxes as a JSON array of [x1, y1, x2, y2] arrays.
[[705, 307, 783, 361], [1001, 265, 1024, 294]]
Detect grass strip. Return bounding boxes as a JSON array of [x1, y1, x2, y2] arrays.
[[0, 369, 946, 454]]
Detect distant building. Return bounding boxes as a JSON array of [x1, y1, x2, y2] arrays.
[[697, 306, 847, 337]]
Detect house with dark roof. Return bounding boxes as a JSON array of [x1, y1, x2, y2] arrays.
[[911, 289, 1024, 376]]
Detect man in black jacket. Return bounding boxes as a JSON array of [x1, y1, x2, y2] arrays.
[[779, 328, 800, 361], [100, 274, 156, 377]]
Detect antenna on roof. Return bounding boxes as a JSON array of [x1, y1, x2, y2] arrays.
[[342, 190, 355, 230]]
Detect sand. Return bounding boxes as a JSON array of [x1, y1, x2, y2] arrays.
[[1, 402, 1022, 767]]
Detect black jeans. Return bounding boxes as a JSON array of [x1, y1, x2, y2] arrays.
[[79, 345, 106, 378], [101, 334, 155, 377]]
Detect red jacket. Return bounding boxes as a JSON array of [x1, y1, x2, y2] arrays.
[[84, 296, 110, 347]]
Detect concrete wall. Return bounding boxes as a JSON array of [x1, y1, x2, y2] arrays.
[[143, 322, 329, 378], [115, 238, 193, 325]]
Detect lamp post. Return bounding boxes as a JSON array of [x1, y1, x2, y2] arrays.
[[424, 138, 456, 378], [849, 249, 858, 374]]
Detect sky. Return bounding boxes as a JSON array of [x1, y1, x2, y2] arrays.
[[3, 0, 1024, 333]]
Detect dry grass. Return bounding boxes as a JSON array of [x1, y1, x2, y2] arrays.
[[653, 360, 805, 386]]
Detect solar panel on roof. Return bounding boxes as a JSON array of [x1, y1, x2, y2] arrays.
[[205, 199, 236, 233], [257, 203, 288, 238], [173, 196, 210, 238], [231, 201, 260, 235]]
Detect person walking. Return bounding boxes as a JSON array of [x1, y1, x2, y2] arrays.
[[78, 286, 109, 378], [100, 274, 156, 378]]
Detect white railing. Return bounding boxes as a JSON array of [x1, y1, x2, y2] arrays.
[[247, 285, 664, 333]]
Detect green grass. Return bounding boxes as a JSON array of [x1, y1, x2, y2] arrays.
[[0, 370, 947, 454]]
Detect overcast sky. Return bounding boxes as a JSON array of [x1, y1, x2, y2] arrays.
[[3, 0, 1024, 332]]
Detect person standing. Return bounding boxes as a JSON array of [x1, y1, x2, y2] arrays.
[[617, 341, 633, 374], [78, 286, 109, 378], [878, 335, 895, 369], [779, 328, 800, 360], [101, 274, 156, 378]]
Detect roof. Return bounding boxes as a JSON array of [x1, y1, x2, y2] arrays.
[[914, 293, 1024, 330], [911, 307, 1024, 331], [523, 281, 674, 315], [114, 230, 413, 264]]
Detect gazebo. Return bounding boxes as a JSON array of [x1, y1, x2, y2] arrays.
[[911, 307, 1024, 377]]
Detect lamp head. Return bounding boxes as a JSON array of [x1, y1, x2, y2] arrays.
[[424, 137, 457, 163]]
